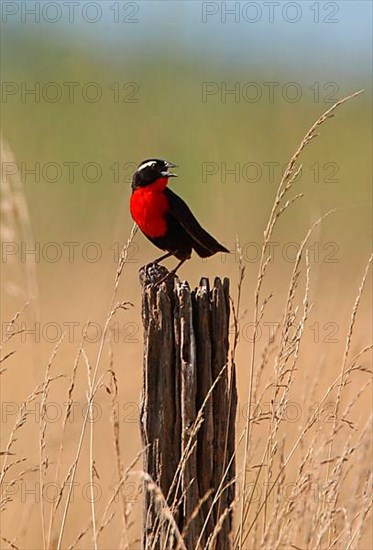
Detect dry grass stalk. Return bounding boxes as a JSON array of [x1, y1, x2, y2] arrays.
[[56, 225, 137, 549], [237, 89, 366, 549], [0, 138, 39, 323], [2, 90, 371, 549]]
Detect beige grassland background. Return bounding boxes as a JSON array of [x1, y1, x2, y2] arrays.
[[1, 4, 372, 549]]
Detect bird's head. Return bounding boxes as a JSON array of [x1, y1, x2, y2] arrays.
[[132, 159, 178, 190]]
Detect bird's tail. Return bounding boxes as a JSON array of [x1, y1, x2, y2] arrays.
[[193, 236, 229, 258]]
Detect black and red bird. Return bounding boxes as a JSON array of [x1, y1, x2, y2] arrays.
[[130, 159, 229, 276]]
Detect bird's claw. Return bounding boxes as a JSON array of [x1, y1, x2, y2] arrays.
[[139, 263, 171, 287], [152, 270, 176, 287]]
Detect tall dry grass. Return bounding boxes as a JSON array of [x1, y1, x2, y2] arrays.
[[1, 92, 372, 549]]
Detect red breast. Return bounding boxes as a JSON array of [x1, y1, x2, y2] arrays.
[[130, 177, 169, 238]]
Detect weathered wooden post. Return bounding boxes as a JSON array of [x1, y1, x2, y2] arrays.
[[140, 265, 237, 550]]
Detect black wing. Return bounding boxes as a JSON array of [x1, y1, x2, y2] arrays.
[[165, 188, 229, 258]]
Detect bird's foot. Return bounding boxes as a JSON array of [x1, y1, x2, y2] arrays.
[[154, 269, 177, 287], [143, 260, 159, 268], [139, 263, 173, 287]]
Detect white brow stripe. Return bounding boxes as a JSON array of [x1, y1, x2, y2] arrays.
[[138, 160, 156, 171]]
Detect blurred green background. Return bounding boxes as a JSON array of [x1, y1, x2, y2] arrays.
[[2, 1, 371, 257], [1, 0, 372, 322]]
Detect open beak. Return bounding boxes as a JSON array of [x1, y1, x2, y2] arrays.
[[161, 161, 178, 178]]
